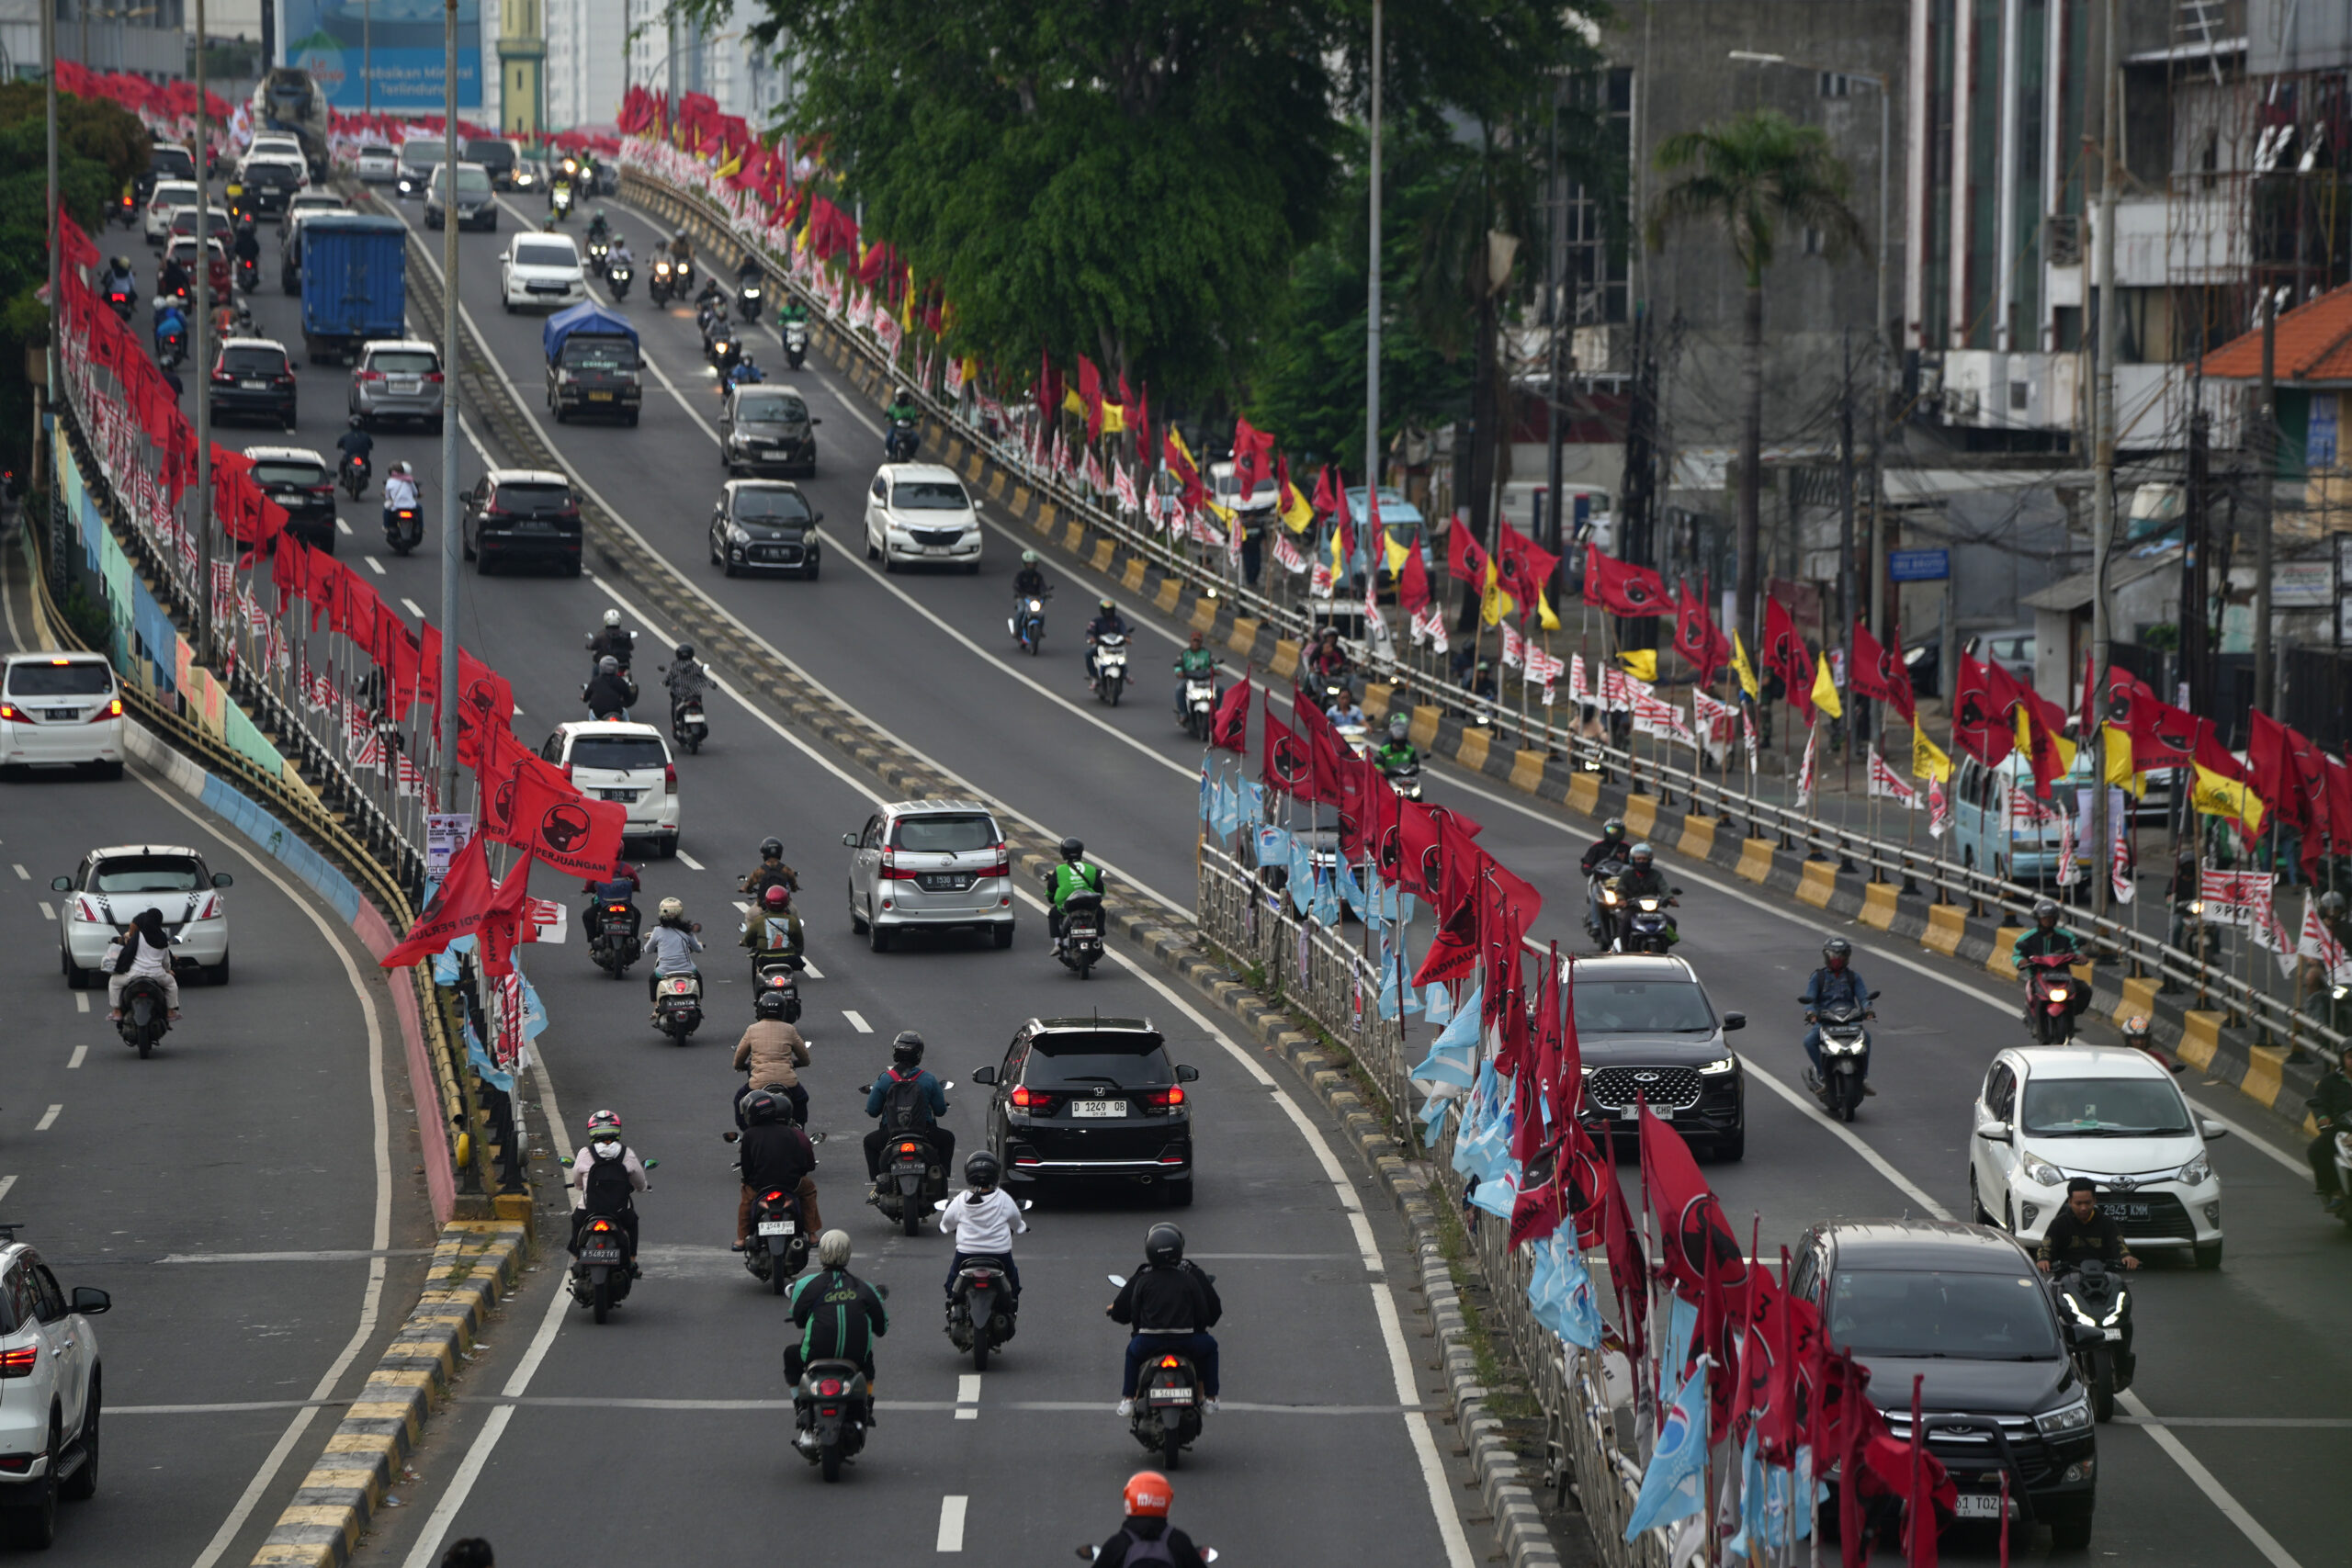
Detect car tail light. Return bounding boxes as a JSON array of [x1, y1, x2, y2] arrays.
[[0, 1455, 28, 1472], [356, 369, 384, 382], [276, 372, 297, 385], [978, 844, 1010, 878], [1142, 1086, 1185, 1111], [424, 371, 445, 383], [1010, 1085, 1057, 1115], [0, 704, 17, 721], [1159, 1151, 1188, 1165], [817, 1378, 842, 1396], [212, 372, 237, 386], [0, 1347, 40, 1378], [878, 849, 920, 881], [88, 698, 120, 722], [763, 1190, 786, 1203], [664, 762, 678, 795], [308, 483, 334, 495], [74, 897, 100, 923], [194, 893, 222, 921]]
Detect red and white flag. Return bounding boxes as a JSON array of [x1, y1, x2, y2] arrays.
[[2109, 824, 2135, 906], [1794, 720, 1819, 809], [1500, 624, 1525, 670], [1928, 776, 1950, 837], [2198, 867, 2268, 928], [2298, 892, 2352, 982], [1631, 691, 1690, 744], [1272, 530, 1308, 575], [1866, 746, 1917, 807], [2056, 811, 2079, 887], [1113, 457, 1140, 514], [1741, 706, 1759, 774], [1082, 445, 1107, 495], [1524, 644, 1564, 691]]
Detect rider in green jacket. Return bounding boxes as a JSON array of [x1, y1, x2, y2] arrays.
[[1044, 837, 1106, 951]]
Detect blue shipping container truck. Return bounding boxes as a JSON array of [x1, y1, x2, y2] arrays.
[[299, 214, 408, 366]]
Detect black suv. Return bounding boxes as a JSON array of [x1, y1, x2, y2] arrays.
[[208, 339, 298, 429], [1571, 954, 1747, 1159], [970, 1017, 1199, 1204], [720, 385, 820, 477], [464, 137, 519, 188], [462, 468, 582, 575], [242, 446, 337, 551], [709, 480, 822, 579], [1791, 1220, 2098, 1550]]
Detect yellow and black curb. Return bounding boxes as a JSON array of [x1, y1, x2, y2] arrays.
[[252, 1221, 530, 1568]]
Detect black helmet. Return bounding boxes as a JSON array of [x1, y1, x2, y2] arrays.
[[1144, 1223, 1185, 1268], [1628, 841, 1655, 865], [348, 413, 363, 429], [744, 1090, 781, 1125], [760, 836, 784, 860], [891, 1030, 925, 1066], [1822, 937, 1851, 964], [674, 643, 694, 661], [1059, 837, 1084, 862], [2033, 899, 2060, 924], [1602, 818, 1626, 840], [1099, 598, 1116, 615], [965, 1150, 1001, 1188], [754, 988, 790, 1021]]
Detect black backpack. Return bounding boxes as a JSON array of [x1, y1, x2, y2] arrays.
[[582, 1152, 634, 1212], [879, 1071, 928, 1133]]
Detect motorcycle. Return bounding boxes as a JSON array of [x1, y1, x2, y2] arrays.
[[1381, 758, 1425, 802], [1091, 633, 1129, 706], [155, 320, 187, 369], [725, 1154, 813, 1294], [1056, 888, 1105, 979], [783, 319, 808, 369], [709, 332, 742, 381], [654, 968, 705, 1043], [884, 413, 919, 463], [608, 258, 634, 300], [2022, 951, 2085, 1043], [105, 280, 136, 321], [384, 502, 424, 555], [737, 279, 763, 321], [1009, 587, 1049, 655], [2053, 1259, 2134, 1422], [940, 1219, 1028, 1372], [865, 1082, 955, 1235], [670, 689, 708, 754], [1109, 1273, 1207, 1468], [1803, 993, 1879, 1123], [586, 235, 610, 277], [752, 951, 803, 1023], [585, 628, 636, 679], [792, 1354, 878, 1483], [235, 254, 257, 293], [339, 452, 370, 501], [550, 183, 574, 220], [591, 898, 642, 977], [1180, 672, 1217, 739], [560, 1155, 654, 1325], [1599, 874, 1679, 953], [649, 256, 675, 305], [115, 975, 173, 1058]]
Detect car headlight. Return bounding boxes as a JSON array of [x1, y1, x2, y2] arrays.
[[2177, 1151, 2212, 1185], [1698, 1055, 1737, 1076], [2035, 1397, 2092, 1438], [2022, 1155, 2066, 1187]]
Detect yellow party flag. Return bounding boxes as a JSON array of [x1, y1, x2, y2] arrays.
[[1329, 525, 1347, 577], [1619, 649, 1657, 682], [1810, 652, 1842, 720], [1384, 533, 1410, 574], [1731, 632, 1760, 700], [2191, 764, 2265, 837], [715, 149, 743, 179], [1101, 402, 1125, 434], [1534, 587, 1561, 632], [1481, 581, 1515, 626], [2103, 727, 2143, 795], [1279, 475, 1314, 533], [1911, 721, 1952, 784]]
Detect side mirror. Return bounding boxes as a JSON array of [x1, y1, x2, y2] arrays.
[[1672, 886, 1685, 895], [1019, 1200, 1033, 1211], [808, 1132, 826, 1145], [841, 833, 859, 847], [1975, 1120, 2012, 1144], [1721, 1013, 1746, 1032], [873, 1282, 889, 1300], [69, 1287, 109, 1316], [49, 876, 70, 892], [1175, 1064, 1200, 1083], [211, 872, 234, 887], [1868, 989, 1883, 1000], [970, 1066, 997, 1085], [812, 512, 824, 523], [559, 1156, 574, 1168], [941, 1080, 956, 1092], [2199, 1119, 2229, 1142], [1106, 1273, 1127, 1288], [644, 1159, 659, 1169], [721, 1131, 740, 1144], [859, 1081, 875, 1094]]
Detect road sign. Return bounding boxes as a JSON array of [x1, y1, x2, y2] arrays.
[[1889, 548, 1950, 582]]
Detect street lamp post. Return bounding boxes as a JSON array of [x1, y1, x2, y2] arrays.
[[437, 0, 461, 808]]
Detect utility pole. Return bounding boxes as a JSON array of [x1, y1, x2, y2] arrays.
[[1365, 0, 1383, 493], [2255, 288, 2277, 714], [1838, 332, 1857, 739], [2088, 0, 2119, 919], [40, 0, 57, 509], [1867, 73, 1894, 713], [194, 0, 213, 656], [437, 0, 462, 807], [1543, 77, 1565, 560]]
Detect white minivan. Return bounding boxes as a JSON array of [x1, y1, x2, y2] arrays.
[[0, 654, 124, 778], [542, 721, 678, 857]]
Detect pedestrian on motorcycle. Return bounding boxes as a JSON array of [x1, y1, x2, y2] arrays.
[[1044, 836, 1105, 953], [1611, 842, 1678, 943], [1374, 714, 1419, 773], [2013, 898, 2086, 973], [103, 908, 181, 1022], [862, 1030, 954, 1180], [582, 655, 636, 720], [785, 1231, 888, 1425], [739, 835, 800, 900], [1109, 1224, 1221, 1416], [741, 883, 805, 969], [641, 897, 703, 1011], [1329, 690, 1367, 727], [381, 460, 421, 537], [606, 232, 633, 273], [567, 1110, 649, 1272], [1013, 550, 1047, 601], [731, 987, 811, 1127], [778, 295, 808, 327], [732, 1089, 821, 1250], [232, 218, 261, 273], [1091, 1472, 1212, 1568], [883, 383, 919, 426], [152, 299, 187, 362], [940, 1149, 1025, 1309], [735, 253, 763, 289], [586, 607, 635, 671], [1173, 633, 1216, 717], [1580, 818, 1630, 877], [2119, 1013, 2185, 1074], [2306, 1043, 2352, 1213], [158, 253, 190, 302], [586, 209, 611, 246], [2035, 1179, 2137, 1274], [1085, 599, 1130, 692], [1801, 937, 1875, 1093]]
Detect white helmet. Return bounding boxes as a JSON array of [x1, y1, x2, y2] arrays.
[[658, 896, 684, 919], [603, 608, 621, 627]]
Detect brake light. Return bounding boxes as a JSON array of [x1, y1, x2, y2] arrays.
[[605, 903, 629, 916], [1159, 1355, 1182, 1369], [589, 1219, 614, 1233], [0, 705, 16, 721], [424, 371, 445, 383], [1010, 1085, 1057, 1114], [878, 849, 920, 880], [763, 1190, 786, 1203], [212, 373, 236, 385], [1143, 1086, 1185, 1110], [978, 843, 1010, 877], [91, 698, 120, 721], [898, 1142, 922, 1156], [0, 1347, 39, 1378], [665, 762, 678, 795], [194, 893, 221, 921], [356, 369, 384, 382], [74, 897, 100, 922], [817, 1378, 842, 1396]]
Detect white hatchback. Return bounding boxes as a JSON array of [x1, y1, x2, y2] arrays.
[[500, 234, 586, 313], [0, 654, 123, 776], [53, 843, 233, 987], [0, 1238, 108, 1548], [1969, 1045, 2228, 1269], [862, 464, 981, 572], [543, 721, 679, 857]]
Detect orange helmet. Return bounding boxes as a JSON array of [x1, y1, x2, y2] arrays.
[[1123, 1470, 1172, 1517]]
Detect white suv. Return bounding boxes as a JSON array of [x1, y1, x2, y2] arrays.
[[1969, 1044, 2229, 1269], [0, 1235, 108, 1548], [543, 722, 679, 857], [862, 464, 981, 572], [0, 654, 123, 776]]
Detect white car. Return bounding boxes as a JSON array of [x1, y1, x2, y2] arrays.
[[500, 234, 586, 313], [0, 1237, 108, 1548], [0, 654, 122, 777], [144, 179, 198, 245], [247, 133, 309, 178], [355, 141, 399, 183], [1969, 1044, 2228, 1269], [52, 844, 234, 987], [542, 722, 679, 857], [862, 463, 981, 572]]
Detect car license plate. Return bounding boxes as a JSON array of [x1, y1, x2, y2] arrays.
[[242, 378, 267, 389], [45, 709, 77, 721], [2098, 1201, 2150, 1221], [390, 378, 420, 393], [1952, 1495, 2011, 1521], [918, 873, 972, 892], [589, 391, 614, 402], [758, 1220, 796, 1237], [1072, 1099, 1127, 1119], [1148, 1386, 1193, 1404], [599, 788, 638, 801]]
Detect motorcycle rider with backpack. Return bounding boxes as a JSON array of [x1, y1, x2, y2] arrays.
[[1091, 1472, 1212, 1568], [568, 1110, 649, 1274], [863, 1030, 953, 1181], [730, 987, 810, 1127], [732, 1089, 821, 1250], [738, 835, 799, 901], [1044, 836, 1106, 953]]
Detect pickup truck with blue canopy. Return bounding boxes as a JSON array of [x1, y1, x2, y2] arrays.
[[543, 302, 642, 424]]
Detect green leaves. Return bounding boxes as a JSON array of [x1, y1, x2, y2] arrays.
[[1646, 108, 1866, 288]]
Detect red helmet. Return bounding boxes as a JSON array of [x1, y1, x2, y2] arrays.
[[763, 885, 790, 909], [1123, 1471, 1172, 1518]]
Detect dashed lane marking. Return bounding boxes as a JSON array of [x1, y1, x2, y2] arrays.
[[74, 994, 86, 1014], [66, 1045, 84, 1069], [401, 596, 429, 620], [335, 516, 353, 535], [9, 864, 25, 880], [675, 850, 705, 871], [34, 1105, 59, 1132], [38, 902, 52, 920], [842, 1010, 871, 1033], [0, 1178, 15, 1204], [365, 556, 386, 574], [955, 1373, 979, 1421], [936, 1495, 967, 1552]]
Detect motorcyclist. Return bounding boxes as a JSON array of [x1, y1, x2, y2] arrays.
[[582, 654, 637, 720], [662, 642, 710, 717], [586, 607, 635, 671], [2306, 1043, 2352, 1213], [778, 292, 808, 327], [1091, 1472, 1211, 1568], [566, 1110, 649, 1273], [723, 355, 764, 389], [380, 460, 421, 537], [738, 836, 800, 900], [741, 882, 805, 970], [232, 217, 261, 272], [862, 1030, 954, 1182], [695, 276, 730, 327], [158, 252, 190, 301], [732, 1089, 821, 1250], [2012, 898, 2086, 973], [735, 253, 763, 289], [939, 1149, 1025, 1313], [1013, 550, 1047, 601], [2036, 1178, 2137, 1273], [1329, 690, 1368, 727], [669, 231, 694, 264], [336, 415, 374, 486], [884, 383, 919, 425], [1606, 841, 1677, 944], [731, 987, 811, 1128], [1173, 632, 1217, 717], [1307, 626, 1351, 683], [785, 1230, 888, 1427], [1374, 713, 1419, 774], [103, 907, 181, 1022], [1109, 1223, 1221, 1416], [1579, 818, 1630, 878], [1800, 936, 1875, 1093], [101, 254, 136, 299], [586, 209, 611, 245], [2119, 1013, 2184, 1074], [153, 298, 188, 362], [1085, 599, 1130, 692], [1044, 836, 1106, 953], [579, 860, 639, 942], [640, 896, 703, 1011], [606, 232, 634, 273]]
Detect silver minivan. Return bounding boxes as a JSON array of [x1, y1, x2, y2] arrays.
[[842, 799, 1014, 951]]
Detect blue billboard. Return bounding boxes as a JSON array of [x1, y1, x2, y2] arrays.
[[277, 0, 482, 112]]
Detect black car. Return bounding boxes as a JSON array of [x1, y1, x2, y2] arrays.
[[1571, 954, 1746, 1160], [971, 1017, 1199, 1204], [242, 446, 336, 552], [719, 386, 820, 477], [709, 480, 822, 580], [462, 468, 582, 575], [464, 137, 519, 188], [238, 156, 305, 218], [207, 339, 298, 429], [1791, 1221, 2098, 1550]]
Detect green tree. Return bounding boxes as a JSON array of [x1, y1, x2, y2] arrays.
[[1645, 107, 1863, 650]]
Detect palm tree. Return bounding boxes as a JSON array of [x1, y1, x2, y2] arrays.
[[1645, 109, 1865, 651]]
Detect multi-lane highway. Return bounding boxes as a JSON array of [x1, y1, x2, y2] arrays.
[[71, 176, 2349, 1563]]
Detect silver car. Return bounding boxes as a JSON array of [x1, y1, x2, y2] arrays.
[[349, 339, 446, 430], [842, 799, 1014, 951]]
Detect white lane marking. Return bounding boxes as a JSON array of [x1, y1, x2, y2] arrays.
[[1736, 1057, 1951, 1219], [954, 1372, 979, 1421], [936, 1495, 967, 1551], [800, 958, 823, 979], [9, 863, 25, 880], [0, 1177, 14, 1205], [335, 516, 353, 535], [675, 849, 705, 871], [2118, 1390, 2306, 1568], [842, 1010, 872, 1033], [365, 555, 386, 575], [401, 596, 428, 620], [66, 1045, 85, 1069], [34, 1105, 59, 1132], [129, 771, 394, 1568], [74, 994, 87, 1014], [38, 902, 52, 920]]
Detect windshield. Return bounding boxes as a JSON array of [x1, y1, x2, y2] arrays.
[[514, 242, 577, 269], [2020, 1077, 2193, 1138], [491, 482, 572, 515], [892, 481, 968, 512], [360, 143, 395, 160], [401, 144, 444, 169], [734, 393, 806, 423], [368, 349, 439, 375], [150, 147, 195, 178], [569, 736, 666, 772], [889, 814, 995, 852], [92, 856, 206, 894], [560, 337, 637, 369], [152, 182, 197, 209], [733, 489, 812, 524], [251, 461, 325, 487], [247, 161, 301, 183], [1828, 1269, 2060, 1360], [464, 140, 514, 165], [6, 660, 113, 697], [221, 346, 287, 374], [1572, 979, 1716, 1033], [1023, 1049, 1175, 1089], [440, 165, 492, 194]]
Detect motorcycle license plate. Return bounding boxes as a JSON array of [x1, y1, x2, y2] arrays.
[[2098, 1201, 2150, 1222], [2102, 1326, 2123, 1341], [1072, 1099, 1127, 1119], [581, 1245, 620, 1263], [1148, 1386, 1194, 1404], [758, 1220, 796, 1236], [1953, 1495, 2011, 1521]]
